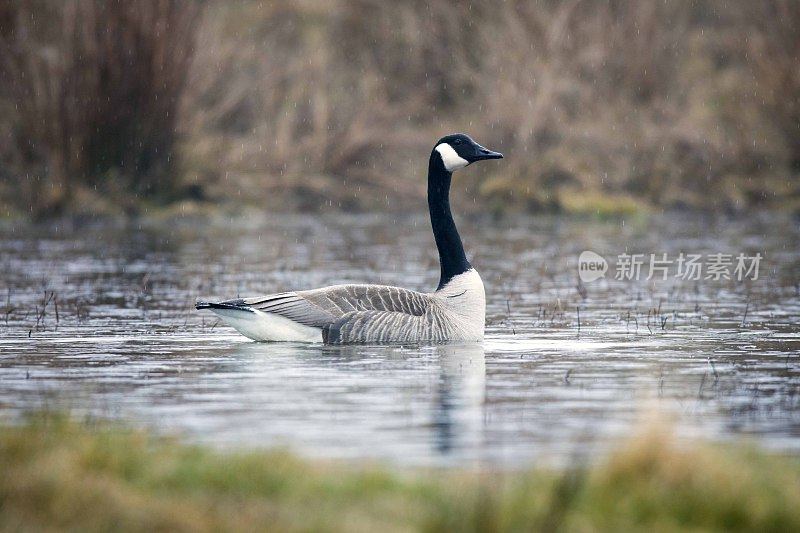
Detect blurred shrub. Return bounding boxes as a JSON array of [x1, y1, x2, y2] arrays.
[[1, 0, 799, 217], [182, 0, 800, 214], [747, 0, 800, 170], [0, 0, 199, 217]]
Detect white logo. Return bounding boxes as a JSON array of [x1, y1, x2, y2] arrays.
[[578, 250, 608, 283]]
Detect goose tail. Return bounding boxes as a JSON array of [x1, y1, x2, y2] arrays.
[[195, 297, 321, 343], [195, 298, 253, 313]]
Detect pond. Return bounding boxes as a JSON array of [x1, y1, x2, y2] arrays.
[[1, 211, 798, 468]]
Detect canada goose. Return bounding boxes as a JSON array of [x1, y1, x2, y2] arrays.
[[196, 133, 503, 344]]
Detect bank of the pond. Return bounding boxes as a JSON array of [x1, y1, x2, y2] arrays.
[[0, 190, 655, 223], [1, 414, 798, 532]]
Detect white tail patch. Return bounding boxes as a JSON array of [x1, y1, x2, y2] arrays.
[[210, 307, 322, 342], [435, 143, 469, 172]]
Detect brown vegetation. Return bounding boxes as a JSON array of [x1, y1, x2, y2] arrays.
[[0, 0, 199, 216], [1, 0, 799, 218]]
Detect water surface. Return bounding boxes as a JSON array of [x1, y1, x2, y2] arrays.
[[1, 212, 799, 467]]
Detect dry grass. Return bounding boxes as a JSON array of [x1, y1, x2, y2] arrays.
[[746, 0, 800, 171], [1, 413, 800, 532], [1, 0, 799, 217], [0, 0, 199, 217], [181, 0, 800, 214]]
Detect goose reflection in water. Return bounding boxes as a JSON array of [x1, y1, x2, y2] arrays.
[[207, 341, 486, 463], [431, 343, 486, 457]]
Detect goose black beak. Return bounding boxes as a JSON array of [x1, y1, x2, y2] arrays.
[[477, 148, 503, 160], [472, 147, 503, 162]]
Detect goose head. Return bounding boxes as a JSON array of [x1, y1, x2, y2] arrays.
[[433, 133, 503, 172]]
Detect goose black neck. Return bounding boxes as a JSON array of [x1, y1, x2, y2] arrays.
[[428, 153, 471, 290]]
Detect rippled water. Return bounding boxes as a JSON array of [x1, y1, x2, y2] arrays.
[[1, 212, 799, 467]]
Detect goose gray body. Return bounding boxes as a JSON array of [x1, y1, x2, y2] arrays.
[[196, 133, 502, 344], [197, 269, 485, 344]]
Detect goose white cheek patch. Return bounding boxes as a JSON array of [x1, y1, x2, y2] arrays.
[[435, 143, 469, 171]]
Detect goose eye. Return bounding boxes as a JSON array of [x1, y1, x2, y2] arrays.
[[453, 139, 461, 145]]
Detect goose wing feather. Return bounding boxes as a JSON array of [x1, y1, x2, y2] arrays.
[[235, 284, 432, 330], [298, 284, 430, 316], [323, 310, 427, 344]]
